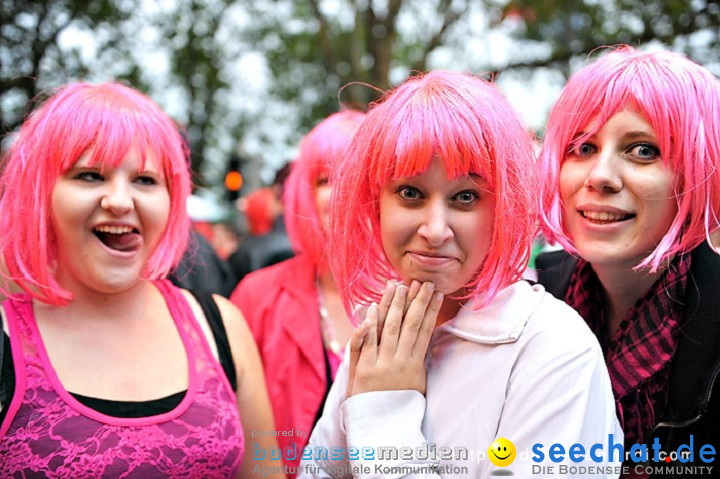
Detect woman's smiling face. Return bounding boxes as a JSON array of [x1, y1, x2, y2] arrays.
[[379, 156, 495, 296], [560, 109, 678, 268], [51, 146, 170, 295]]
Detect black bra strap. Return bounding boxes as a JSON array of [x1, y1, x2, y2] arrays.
[[188, 290, 238, 391], [0, 311, 4, 387]]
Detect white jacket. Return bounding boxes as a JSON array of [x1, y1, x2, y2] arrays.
[[298, 281, 623, 478]]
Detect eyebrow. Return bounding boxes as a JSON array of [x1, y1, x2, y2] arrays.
[[574, 130, 657, 141], [622, 131, 657, 141]]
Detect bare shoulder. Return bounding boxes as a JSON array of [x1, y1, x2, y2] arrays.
[[1, 301, 8, 335], [212, 294, 249, 339]]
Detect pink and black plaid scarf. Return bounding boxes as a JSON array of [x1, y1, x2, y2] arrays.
[[564, 254, 690, 446]]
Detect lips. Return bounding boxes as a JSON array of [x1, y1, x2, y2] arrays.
[[407, 251, 457, 266], [93, 224, 142, 253], [578, 208, 634, 224]]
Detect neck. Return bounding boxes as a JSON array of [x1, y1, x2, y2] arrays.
[[39, 276, 158, 325], [591, 261, 667, 335], [317, 269, 338, 294], [436, 296, 462, 326]]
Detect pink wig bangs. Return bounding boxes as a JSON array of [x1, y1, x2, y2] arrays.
[[329, 70, 538, 312], [540, 45, 720, 271], [284, 110, 365, 269], [0, 82, 191, 305]]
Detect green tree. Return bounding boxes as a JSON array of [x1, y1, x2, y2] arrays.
[[152, 0, 236, 183], [0, 0, 139, 134], [245, 0, 473, 140], [500, 0, 720, 70]]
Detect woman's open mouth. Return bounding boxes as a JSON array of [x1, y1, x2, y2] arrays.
[[579, 210, 635, 224], [93, 225, 142, 253]]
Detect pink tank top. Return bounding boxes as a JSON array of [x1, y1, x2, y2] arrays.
[[0, 280, 244, 478]]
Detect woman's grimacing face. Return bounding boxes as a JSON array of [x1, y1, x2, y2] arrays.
[[51, 146, 171, 295], [560, 109, 678, 268], [379, 156, 494, 296]]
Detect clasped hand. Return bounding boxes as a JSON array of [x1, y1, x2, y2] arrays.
[[346, 281, 443, 397]]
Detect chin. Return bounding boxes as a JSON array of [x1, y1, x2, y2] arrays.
[[401, 274, 460, 295]]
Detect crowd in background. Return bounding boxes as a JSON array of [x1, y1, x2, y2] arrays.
[[1, 44, 720, 479]]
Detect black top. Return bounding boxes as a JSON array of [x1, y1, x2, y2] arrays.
[[536, 243, 720, 473]]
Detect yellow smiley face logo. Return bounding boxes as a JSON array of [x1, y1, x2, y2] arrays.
[[488, 438, 516, 467]]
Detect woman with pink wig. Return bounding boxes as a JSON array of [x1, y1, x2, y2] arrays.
[[231, 110, 365, 476], [0, 82, 284, 478], [537, 46, 720, 464], [300, 71, 620, 478]]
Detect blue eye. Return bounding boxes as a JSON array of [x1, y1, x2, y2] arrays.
[[570, 142, 596, 157], [628, 143, 660, 161]]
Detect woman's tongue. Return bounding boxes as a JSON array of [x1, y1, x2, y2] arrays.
[[96, 231, 142, 252]]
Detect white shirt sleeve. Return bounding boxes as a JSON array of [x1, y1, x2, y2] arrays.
[[298, 361, 442, 479], [490, 326, 623, 478]]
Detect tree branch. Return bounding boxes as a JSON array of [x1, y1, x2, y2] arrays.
[[412, 0, 468, 72], [307, 0, 337, 74], [501, 8, 717, 73]]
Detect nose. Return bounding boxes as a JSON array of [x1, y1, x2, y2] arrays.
[[417, 200, 453, 247], [100, 178, 134, 214], [583, 151, 622, 193]]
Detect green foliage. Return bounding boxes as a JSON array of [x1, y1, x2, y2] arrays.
[[0, 0, 138, 133], [153, 0, 235, 182], [2, 0, 719, 186], [500, 0, 720, 69], [245, 0, 471, 138]]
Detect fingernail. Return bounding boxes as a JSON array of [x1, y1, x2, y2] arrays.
[[426, 282, 435, 293], [433, 292, 443, 302], [397, 285, 408, 295], [368, 302, 378, 316]]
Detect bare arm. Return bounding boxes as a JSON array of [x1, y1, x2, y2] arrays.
[[214, 295, 287, 479]]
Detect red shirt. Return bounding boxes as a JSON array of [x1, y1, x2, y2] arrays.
[[231, 255, 326, 475]]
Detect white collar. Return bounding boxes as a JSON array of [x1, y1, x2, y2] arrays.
[[435, 281, 546, 344]]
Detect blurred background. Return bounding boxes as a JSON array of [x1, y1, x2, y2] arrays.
[[2, 0, 720, 214]]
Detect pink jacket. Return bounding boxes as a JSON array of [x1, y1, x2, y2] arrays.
[[230, 255, 325, 475]]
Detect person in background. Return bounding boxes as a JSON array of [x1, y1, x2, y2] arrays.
[[0, 82, 283, 478], [171, 230, 237, 298], [536, 46, 720, 473], [231, 110, 365, 476], [301, 71, 620, 478], [229, 186, 294, 282], [170, 194, 238, 297], [211, 222, 241, 260]]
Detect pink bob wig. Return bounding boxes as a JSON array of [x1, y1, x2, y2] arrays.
[[540, 45, 720, 272], [0, 82, 191, 305], [284, 110, 366, 269], [329, 70, 538, 311]]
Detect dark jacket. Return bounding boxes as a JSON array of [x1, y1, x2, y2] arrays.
[[229, 255, 327, 477], [536, 243, 720, 477], [170, 231, 237, 297], [228, 216, 294, 282]]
